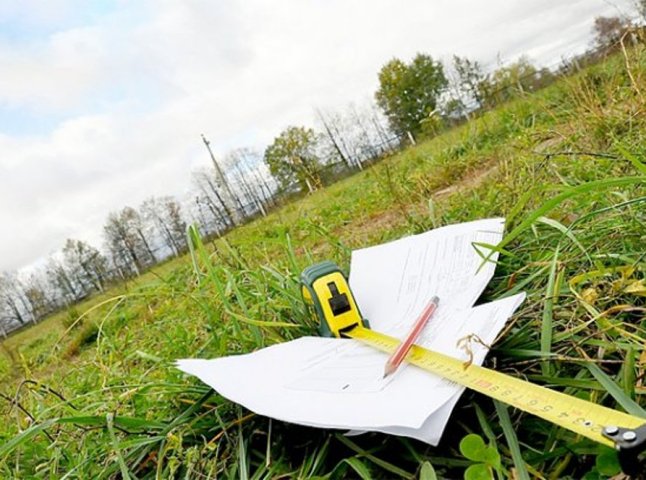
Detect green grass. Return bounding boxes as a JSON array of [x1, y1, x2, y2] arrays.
[[1, 45, 646, 478]]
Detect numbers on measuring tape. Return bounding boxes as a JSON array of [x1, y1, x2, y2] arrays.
[[348, 325, 646, 448]]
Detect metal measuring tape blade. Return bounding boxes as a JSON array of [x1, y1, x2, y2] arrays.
[[300, 261, 646, 475]]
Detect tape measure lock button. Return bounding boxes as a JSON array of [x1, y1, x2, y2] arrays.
[[603, 423, 646, 476], [326, 281, 352, 316]]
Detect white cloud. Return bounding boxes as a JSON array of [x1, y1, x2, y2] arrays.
[[0, 27, 103, 110], [0, 0, 638, 271]]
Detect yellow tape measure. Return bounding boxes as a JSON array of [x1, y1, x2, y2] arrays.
[[349, 326, 642, 446], [300, 261, 646, 474]]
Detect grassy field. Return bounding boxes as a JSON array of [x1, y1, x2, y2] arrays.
[[1, 46, 645, 479]]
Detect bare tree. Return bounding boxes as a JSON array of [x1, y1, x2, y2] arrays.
[[191, 195, 218, 236], [350, 103, 380, 162], [141, 196, 188, 257], [125, 207, 156, 263], [637, 0, 646, 22], [317, 101, 398, 171], [46, 258, 82, 306], [103, 207, 156, 276], [192, 167, 235, 228], [368, 102, 394, 152], [191, 195, 227, 237], [201, 134, 243, 225], [224, 149, 272, 216], [22, 271, 56, 321], [0, 272, 30, 325], [104, 212, 139, 276], [316, 108, 354, 168], [593, 16, 631, 47], [62, 239, 108, 293]]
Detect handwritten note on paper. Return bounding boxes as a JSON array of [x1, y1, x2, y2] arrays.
[[177, 218, 526, 444], [349, 218, 505, 333]]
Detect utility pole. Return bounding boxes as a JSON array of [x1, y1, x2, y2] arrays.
[[201, 134, 242, 226]]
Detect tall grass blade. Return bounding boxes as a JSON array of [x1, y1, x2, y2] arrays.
[[186, 223, 202, 280], [419, 461, 438, 480], [106, 413, 133, 480], [615, 144, 646, 175], [536, 216, 589, 260], [335, 435, 412, 478], [0, 419, 57, 457], [587, 364, 646, 418], [238, 428, 249, 480], [494, 400, 530, 480], [342, 457, 372, 480], [498, 176, 646, 253], [541, 247, 559, 376]]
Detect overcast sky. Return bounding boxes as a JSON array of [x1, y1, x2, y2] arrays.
[[0, 0, 637, 272]]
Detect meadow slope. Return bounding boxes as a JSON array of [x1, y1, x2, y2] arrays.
[[1, 47, 645, 478]]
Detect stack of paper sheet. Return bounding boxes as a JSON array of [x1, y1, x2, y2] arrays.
[[177, 218, 525, 445]]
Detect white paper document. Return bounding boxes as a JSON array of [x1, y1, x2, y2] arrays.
[[177, 218, 526, 444]]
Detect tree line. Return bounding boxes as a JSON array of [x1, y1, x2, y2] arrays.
[[1, 13, 642, 336], [0, 102, 399, 335]]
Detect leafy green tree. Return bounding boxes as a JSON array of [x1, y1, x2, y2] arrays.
[[264, 126, 322, 193], [375, 53, 448, 136], [482, 56, 547, 106]]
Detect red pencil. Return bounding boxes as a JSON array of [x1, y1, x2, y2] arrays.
[[383, 295, 440, 378]]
